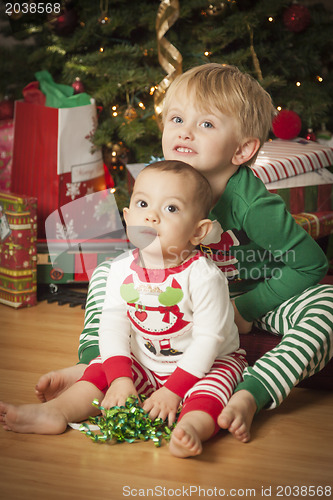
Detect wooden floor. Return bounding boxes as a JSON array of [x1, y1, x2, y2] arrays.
[[0, 300, 332, 500]]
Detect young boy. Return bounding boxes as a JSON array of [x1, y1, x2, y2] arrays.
[[161, 63, 332, 441], [36, 63, 333, 442], [0, 160, 247, 458]]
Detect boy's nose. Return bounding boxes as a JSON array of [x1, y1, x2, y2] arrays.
[[178, 126, 194, 140]]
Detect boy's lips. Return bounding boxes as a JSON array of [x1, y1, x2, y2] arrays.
[[174, 145, 196, 154]]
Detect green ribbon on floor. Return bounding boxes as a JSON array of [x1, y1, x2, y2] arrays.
[[80, 396, 177, 447]]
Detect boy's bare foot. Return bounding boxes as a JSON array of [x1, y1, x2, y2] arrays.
[[0, 401, 68, 435], [169, 423, 202, 458], [35, 364, 87, 402], [218, 390, 257, 443], [169, 410, 215, 458]]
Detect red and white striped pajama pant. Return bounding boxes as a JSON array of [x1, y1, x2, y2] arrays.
[[80, 351, 247, 433]]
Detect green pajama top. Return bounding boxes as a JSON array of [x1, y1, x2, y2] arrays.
[[207, 165, 328, 321]]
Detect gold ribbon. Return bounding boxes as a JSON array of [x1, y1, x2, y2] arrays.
[[154, 0, 183, 129]]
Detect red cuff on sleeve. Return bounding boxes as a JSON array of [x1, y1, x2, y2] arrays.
[[103, 356, 133, 385], [164, 367, 200, 398]]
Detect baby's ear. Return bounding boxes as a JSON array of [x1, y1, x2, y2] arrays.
[[123, 207, 129, 224], [232, 138, 260, 166], [190, 219, 213, 246]]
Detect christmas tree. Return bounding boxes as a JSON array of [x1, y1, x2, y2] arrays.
[[1, 0, 332, 166]]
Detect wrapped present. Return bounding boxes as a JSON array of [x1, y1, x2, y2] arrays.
[[266, 167, 333, 213], [251, 138, 333, 184], [11, 72, 106, 239], [292, 212, 333, 240], [0, 119, 14, 191], [12, 100, 106, 239], [0, 192, 37, 308]]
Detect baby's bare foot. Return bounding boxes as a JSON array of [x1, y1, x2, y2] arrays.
[[218, 390, 257, 443], [169, 423, 203, 458], [35, 364, 87, 402], [0, 400, 68, 435]]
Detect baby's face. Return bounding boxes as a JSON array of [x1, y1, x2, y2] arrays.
[[162, 88, 241, 177], [123, 168, 202, 267]]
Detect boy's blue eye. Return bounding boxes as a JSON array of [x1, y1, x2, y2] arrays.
[[172, 116, 183, 124], [202, 121, 213, 128]]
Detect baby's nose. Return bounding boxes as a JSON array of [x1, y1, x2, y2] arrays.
[[145, 211, 159, 223]]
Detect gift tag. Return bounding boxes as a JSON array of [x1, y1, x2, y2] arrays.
[[0, 204, 11, 242]]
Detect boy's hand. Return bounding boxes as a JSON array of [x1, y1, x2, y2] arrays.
[[232, 301, 253, 334], [101, 377, 138, 410], [142, 386, 182, 427]]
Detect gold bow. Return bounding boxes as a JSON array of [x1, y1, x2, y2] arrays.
[[154, 0, 183, 129]]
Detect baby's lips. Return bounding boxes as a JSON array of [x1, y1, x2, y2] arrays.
[[127, 225, 158, 249]]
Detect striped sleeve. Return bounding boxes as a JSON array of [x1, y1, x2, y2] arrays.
[[78, 260, 112, 364]]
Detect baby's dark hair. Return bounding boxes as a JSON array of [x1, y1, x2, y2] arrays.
[[143, 160, 213, 218]]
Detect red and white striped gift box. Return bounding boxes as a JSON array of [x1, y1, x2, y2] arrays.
[[251, 138, 333, 184]]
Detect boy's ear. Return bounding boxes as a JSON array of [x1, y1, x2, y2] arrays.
[[190, 219, 213, 246], [232, 138, 260, 166]]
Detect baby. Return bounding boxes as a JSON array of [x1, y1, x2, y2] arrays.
[[0, 160, 246, 458]]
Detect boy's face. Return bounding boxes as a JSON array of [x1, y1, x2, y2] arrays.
[[123, 168, 205, 266], [162, 88, 241, 177]]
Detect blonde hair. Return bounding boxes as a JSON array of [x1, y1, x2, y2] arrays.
[[162, 63, 276, 164]]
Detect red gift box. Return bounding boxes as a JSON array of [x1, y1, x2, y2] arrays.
[[0, 191, 37, 308], [0, 119, 14, 191], [292, 211, 333, 240], [266, 167, 333, 213], [11, 100, 106, 239], [251, 138, 333, 184]]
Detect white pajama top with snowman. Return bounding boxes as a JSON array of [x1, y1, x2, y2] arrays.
[[98, 249, 239, 398]]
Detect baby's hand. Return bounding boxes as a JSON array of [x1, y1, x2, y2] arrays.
[[143, 386, 182, 426], [101, 377, 138, 410]]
